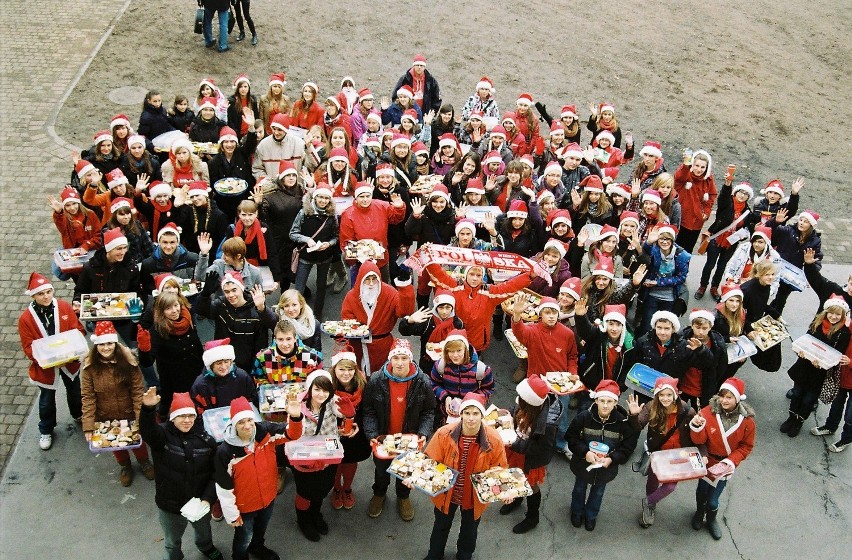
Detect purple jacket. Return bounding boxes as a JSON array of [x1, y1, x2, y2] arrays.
[[529, 256, 572, 297]]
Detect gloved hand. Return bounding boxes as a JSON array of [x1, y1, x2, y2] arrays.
[[336, 394, 356, 419], [200, 270, 220, 297], [395, 265, 411, 284], [137, 325, 151, 353], [126, 297, 144, 316]]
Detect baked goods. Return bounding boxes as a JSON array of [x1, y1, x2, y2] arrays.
[[213, 177, 248, 196], [500, 289, 542, 323], [344, 239, 385, 262], [321, 319, 370, 338], [80, 292, 140, 320], [471, 467, 533, 503], [750, 315, 789, 350], [31, 330, 88, 369], [544, 372, 585, 395], [425, 341, 444, 361], [373, 433, 422, 459], [258, 383, 304, 413], [504, 329, 528, 358], [191, 141, 219, 155], [89, 419, 141, 452], [387, 451, 458, 496], [409, 174, 444, 195]]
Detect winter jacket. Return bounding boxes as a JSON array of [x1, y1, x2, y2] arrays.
[[628, 399, 701, 454], [747, 193, 799, 230], [258, 183, 304, 275], [628, 331, 696, 381], [289, 196, 339, 264], [188, 117, 226, 144], [362, 364, 436, 440], [381, 101, 423, 128], [582, 281, 640, 324], [678, 326, 727, 404], [207, 132, 258, 220], [803, 262, 852, 316], [74, 248, 141, 300], [220, 221, 283, 283], [138, 101, 176, 139], [722, 242, 781, 301], [194, 293, 278, 372], [429, 347, 495, 405], [575, 313, 634, 391], [566, 403, 638, 485], [425, 422, 506, 519], [161, 160, 210, 189], [251, 340, 323, 385], [190, 365, 258, 414], [204, 259, 263, 295], [100, 222, 154, 270], [391, 69, 442, 115], [528, 256, 572, 297], [508, 394, 562, 471], [167, 109, 194, 134], [226, 95, 259, 139], [141, 320, 205, 401], [251, 134, 305, 180], [52, 209, 102, 251], [80, 345, 144, 433], [289, 101, 325, 131], [19, 299, 84, 389], [640, 243, 691, 302], [119, 153, 163, 186], [460, 94, 500, 122], [497, 205, 544, 258], [767, 219, 823, 270], [787, 320, 850, 391], [673, 164, 717, 231], [404, 205, 456, 246], [173, 202, 229, 255], [338, 199, 406, 268], [511, 318, 579, 378], [690, 395, 755, 476], [138, 404, 217, 513], [740, 278, 780, 335], [140, 245, 207, 294], [398, 313, 464, 372], [705, 181, 750, 239]]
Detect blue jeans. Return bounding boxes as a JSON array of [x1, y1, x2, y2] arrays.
[[638, 295, 675, 338], [696, 478, 728, 510], [232, 502, 274, 560], [571, 477, 607, 521], [825, 387, 852, 444], [426, 504, 480, 560], [38, 374, 82, 434], [203, 7, 229, 50], [294, 259, 330, 320], [158, 508, 214, 560], [555, 394, 571, 451]]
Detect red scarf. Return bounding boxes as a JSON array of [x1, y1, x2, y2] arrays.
[[170, 306, 193, 336], [239, 97, 250, 136], [234, 219, 267, 260], [822, 318, 835, 336], [598, 118, 617, 132], [341, 385, 364, 409], [428, 315, 457, 344], [641, 157, 664, 181], [151, 199, 173, 239]]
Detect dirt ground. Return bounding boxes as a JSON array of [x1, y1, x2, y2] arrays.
[[57, 0, 852, 208]]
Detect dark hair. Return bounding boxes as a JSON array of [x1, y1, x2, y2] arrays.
[[305, 375, 335, 406], [143, 90, 161, 112], [514, 398, 543, 434]]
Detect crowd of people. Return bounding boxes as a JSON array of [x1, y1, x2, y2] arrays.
[[19, 55, 852, 560]]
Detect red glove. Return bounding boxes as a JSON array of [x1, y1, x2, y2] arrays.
[[137, 325, 151, 352], [336, 394, 356, 419]]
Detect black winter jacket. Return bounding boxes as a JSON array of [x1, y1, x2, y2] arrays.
[[194, 294, 278, 372], [508, 394, 562, 471], [226, 95, 260, 139], [627, 331, 695, 381], [362, 367, 436, 441], [391, 69, 442, 115], [679, 326, 727, 404], [74, 248, 141, 300], [575, 314, 632, 391], [566, 403, 638, 485], [190, 366, 258, 413], [188, 117, 226, 144], [137, 101, 176, 139]]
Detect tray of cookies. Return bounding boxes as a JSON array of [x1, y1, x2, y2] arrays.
[[544, 372, 585, 396], [344, 239, 386, 263], [258, 382, 304, 414], [471, 467, 533, 503], [79, 292, 142, 321], [213, 177, 249, 197], [504, 329, 528, 358], [500, 288, 542, 322], [750, 315, 789, 351], [89, 419, 142, 453], [387, 451, 459, 497], [409, 174, 444, 195], [321, 319, 371, 339]]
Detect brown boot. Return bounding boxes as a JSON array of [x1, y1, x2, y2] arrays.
[[512, 358, 528, 383], [277, 467, 287, 494], [119, 464, 134, 487], [139, 461, 155, 480]]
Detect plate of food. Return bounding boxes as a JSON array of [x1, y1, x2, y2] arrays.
[[500, 288, 542, 323], [213, 177, 249, 197], [544, 372, 585, 395], [387, 451, 459, 497], [471, 467, 533, 503], [53, 247, 95, 273], [372, 433, 423, 460], [258, 382, 304, 414], [88, 419, 142, 453], [79, 292, 142, 321], [750, 315, 790, 351], [191, 141, 219, 155], [409, 174, 444, 195], [321, 320, 371, 339], [425, 341, 444, 361], [482, 409, 516, 444], [344, 239, 385, 263], [504, 329, 528, 358]]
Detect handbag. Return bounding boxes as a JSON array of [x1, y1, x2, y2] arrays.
[[194, 8, 204, 34], [292, 217, 330, 274], [819, 367, 841, 405]]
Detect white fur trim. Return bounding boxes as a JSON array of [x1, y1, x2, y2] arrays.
[[91, 332, 118, 345], [543, 239, 566, 258], [719, 382, 745, 402], [305, 369, 333, 388], [169, 407, 197, 421], [516, 380, 546, 407], [601, 311, 626, 325], [823, 298, 850, 314], [689, 309, 715, 325], [149, 182, 172, 198], [651, 311, 680, 331], [537, 301, 560, 313], [590, 390, 619, 401], [732, 183, 754, 199], [94, 132, 112, 145], [219, 132, 238, 144], [443, 333, 469, 346], [230, 409, 254, 425], [433, 293, 456, 308], [331, 352, 357, 368], [642, 192, 662, 206], [393, 277, 412, 287], [203, 345, 235, 368], [460, 398, 487, 416], [800, 212, 819, 227], [76, 162, 96, 179], [354, 184, 373, 197], [506, 210, 528, 219], [104, 233, 128, 252], [640, 145, 662, 158]]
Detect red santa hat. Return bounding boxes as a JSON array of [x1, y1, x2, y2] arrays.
[[375, 163, 395, 178], [559, 142, 583, 159], [506, 200, 528, 219], [270, 113, 290, 131], [110, 114, 130, 130], [91, 321, 119, 345], [169, 392, 196, 421], [197, 96, 217, 112], [619, 211, 640, 228], [560, 105, 578, 119], [762, 179, 784, 197], [549, 121, 564, 136], [517, 375, 550, 407], [127, 134, 146, 149], [220, 270, 244, 290], [429, 184, 451, 203], [233, 73, 251, 88], [455, 218, 476, 235], [387, 338, 413, 360], [560, 277, 582, 300], [400, 109, 419, 125], [732, 182, 754, 199], [103, 227, 128, 252], [590, 379, 620, 401], [642, 189, 662, 206], [537, 296, 560, 314], [544, 161, 562, 176], [106, 168, 129, 189], [601, 304, 627, 326], [484, 151, 503, 166], [199, 77, 217, 90], [229, 396, 255, 425], [358, 88, 374, 102], [277, 160, 297, 178], [580, 175, 604, 194], [651, 310, 680, 332], [823, 293, 850, 315], [109, 197, 134, 215], [25, 272, 53, 296], [501, 112, 517, 127], [592, 255, 615, 279], [719, 282, 744, 303], [391, 133, 410, 149], [153, 273, 180, 294], [443, 329, 469, 347], [365, 135, 382, 148], [60, 187, 81, 207], [187, 181, 210, 199], [489, 125, 507, 139], [595, 224, 619, 243], [465, 178, 485, 194], [433, 289, 456, 310], [313, 183, 334, 199], [218, 126, 238, 144], [516, 92, 533, 106], [156, 222, 181, 241], [640, 141, 663, 159], [719, 378, 746, 402], [328, 147, 349, 165], [438, 133, 458, 150], [751, 225, 772, 244], [606, 183, 632, 200], [519, 154, 535, 169], [475, 76, 494, 92], [800, 210, 820, 227], [460, 392, 488, 416], [468, 110, 485, 122], [305, 369, 333, 389], [75, 159, 96, 179], [538, 190, 556, 205], [595, 130, 616, 145], [599, 103, 615, 114], [412, 54, 427, 66], [653, 377, 679, 397], [203, 338, 236, 368], [268, 73, 286, 87], [93, 129, 112, 146], [543, 239, 567, 259], [656, 224, 678, 240], [354, 181, 374, 198], [547, 209, 572, 230], [396, 85, 414, 99], [331, 345, 358, 368], [689, 308, 715, 326], [412, 141, 428, 156]]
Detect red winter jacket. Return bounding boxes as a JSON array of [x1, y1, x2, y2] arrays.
[[19, 299, 85, 388], [290, 101, 325, 131], [339, 199, 406, 268], [52, 209, 102, 251], [674, 164, 717, 231], [510, 318, 578, 377], [690, 396, 755, 474]]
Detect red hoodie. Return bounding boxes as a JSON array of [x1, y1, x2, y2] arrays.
[[339, 198, 405, 268]]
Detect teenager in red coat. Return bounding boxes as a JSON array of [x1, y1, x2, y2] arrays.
[[509, 297, 579, 379], [340, 261, 415, 374], [18, 273, 85, 450], [673, 150, 717, 252], [426, 263, 534, 353]]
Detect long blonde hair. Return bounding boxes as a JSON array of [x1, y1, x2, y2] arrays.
[[810, 306, 848, 338], [718, 297, 744, 337]]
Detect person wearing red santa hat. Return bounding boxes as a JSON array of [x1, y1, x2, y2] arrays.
[[747, 176, 803, 229], [679, 309, 727, 408], [48, 186, 102, 280], [208, 123, 259, 222], [140, 222, 211, 295], [587, 102, 623, 148], [514, 93, 542, 160], [579, 256, 646, 324], [362, 339, 437, 521], [720, 225, 781, 296], [528, 239, 572, 298], [570, 175, 612, 231], [226, 75, 259, 140], [134, 180, 175, 240], [627, 376, 702, 529], [510, 296, 579, 383], [638, 223, 690, 337], [566, 379, 638, 531], [81, 321, 154, 486], [214, 395, 303, 560], [289, 81, 323, 132], [103, 196, 156, 269], [500, 376, 563, 533], [82, 167, 135, 223], [616, 210, 649, 278], [630, 310, 700, 399], [422, 392, 508, 560], [574, 301, 634, 399], [429, 329, 495, 425], [765, 206, 823, 313], [162, 138, 211, 190], [554, 143, 602, 207], [460, 76, 500, 123], [631, 140, 666, 191], [590, 129, 634, 183], [557, 276, 582, 330], [18, 273, 85, 451], [79, 129, 121, 178], [389, 54, 441, 116], [398, 286, 464, 375], [189, 96, 227, 145], [689, 377, 756, 540], [381, 82, 424, 127], [173, 180, 229, 255], [673, 149, 717, 252], [257, 74, 291, 136], [190, 337, 258, 419], [535, 103, 582, 145], [476, 125, 513, 166], [138, 388, 222, 560], [406, 185, 457, 304], [252, 113, 305, 180], [322, 93, 354, 142], [580, 224, 623, 279], [119, 133, 162, 188]]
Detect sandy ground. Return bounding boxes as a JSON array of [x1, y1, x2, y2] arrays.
[[57, 0, 851, 208]]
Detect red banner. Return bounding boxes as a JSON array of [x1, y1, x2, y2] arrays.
[[405, 244, 551, 286]]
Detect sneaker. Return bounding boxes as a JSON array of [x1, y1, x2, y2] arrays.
[[811, 426, 834, 436], [236, 31, 246, 41], [828, 441, 850, 453], [639, 498, 655, 528], [251, 34, 258, 46], [367, 495, 385, 518], [217, 45, 231, 53], [556, 447, 573, 461], [695, 286, 707, 299], [119, 465, 134, 487], [710, 287, 721, 302], [331, 489, 344, 510], [211, 501, 223, 521], [139, 461, 155, 480], [342, 489, 355, 510], [38, 434, 53, 450], [398, 497, 415, 521]]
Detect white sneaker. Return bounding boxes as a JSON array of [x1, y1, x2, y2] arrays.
[[828, 441, 849, 453], [39, 434, 53, 450], [810, 426, 833, 436]]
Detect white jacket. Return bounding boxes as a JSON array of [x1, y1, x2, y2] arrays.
[[722, 241, 781, 300]]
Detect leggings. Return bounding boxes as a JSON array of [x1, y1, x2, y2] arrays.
[[233, 0, 255, 35]]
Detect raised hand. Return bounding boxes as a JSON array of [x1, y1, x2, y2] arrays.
[[686, 338, 702, 351], [574, 297, 588, 316], [47, 195, 63, 213], [627, 393, 642, 416], [520, 185, 536, 200], [775, 207, 789, 223], [485, 175, 496, 192], [251, 284, 266, 309], [791, 177, 805, 195], [632, 264, 648, 286], [252, 185, 264, 202], [424, 110, 435, 126], [390, 191, 404, 207], [380, 96, 391, 110], [135, 173, 150, 193], [197, 232, 213, 255], [142, 386, 160, 408], [631, 178, 641, 197], [410, 197, 426, 217], [483, 212, 497, 234], [407, 306, 431, 324], [803, 248, 817, 265]]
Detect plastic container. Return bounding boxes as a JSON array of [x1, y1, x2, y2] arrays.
[[258, 266, 275, 292], [589, 441, 610, 458], [285, 435, 344, 465], [53, 248, 95, 274], [202, 404, 262, 442], [792, 333, 843, 369], [726, 337, 758, 364], [777, 258, 808, 292], [650, 446, 707, 482], [625, 364, 666, 397], [31, 329, 88, 368]]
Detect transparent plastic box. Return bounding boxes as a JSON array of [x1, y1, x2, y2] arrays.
[[791, 333, 843, 369], [285, 435, 344, 465], [625, 364, 666, 397], [650, 446, 707, 482], [31, 330, 88, 368]]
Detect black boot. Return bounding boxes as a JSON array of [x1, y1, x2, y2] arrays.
[[236, 31, 246, 41], [705, 507, 722, 540], [779, 412, 798, 433], [492, 315, 504, 340], [311, 501, 329, 535], [499, 497, 522, 515], [296, 508, 319, 542], [691, 497, 706, 530], [787, 413, 805, 437], [512, 492, 541, 534]]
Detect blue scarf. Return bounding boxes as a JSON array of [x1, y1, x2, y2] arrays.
[[382, 362, 418, 382], [204, 364, 236, 378]]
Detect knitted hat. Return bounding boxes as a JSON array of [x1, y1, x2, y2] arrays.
[[517, 376, 550, 407], [560, 277, 582, 300], [519, 154, 535, 169], [93, 130, 112, 145], [460, 392, 487, 416], [305, 369, 333, 389], [689, 308, 715, 326], [187, 181, 209, 199], [169, 392, 196, 421], [106, 168, 129, 189], [590, 379, 620, 401], [601, 304, 627, 326], [354, 181, 373, 198], [270, 113, 290, 131], [203, 338, 235, 368], [396, 85, 414, 99], [277, 160, 297, 178], [653, 377, 679, 397], [516, 92, 533, 106], [560, 105, 578, 119], [476, 76, 494, 92], [313, 183, 333, 199], [109, 197, 133, 215], [656, 224, 678, 240], [465, 178, 485, 195], [91, 321, 118, 345], [390, 133, 410, 149], [732, 182, 754, 199], [454, 218, 476, 235], [127, 134, 146, 149], [751, 224, 772, 244], [358, 88, 374, 102], [607, 183, 632, 200], [153, 273, 180, 294], [506, 200, 528, 219], [103, 227, 128, 252], [640, 141, 662, 158], [229, 396, 254, 425], [331, 346, 358, 368], [537, 297, 560, 314], [651, 310, 680, 331], [110, 114, 130, 130], [412, 141, 428, 156], [501, 112, 517, 127], [719, 378, 746, 402], [444, 329, 469, 347], [157, 222, 181, 241], [543, 238, 567, 258], [387, 338, 413, 360], [268, 72, 286, 87], [548, 209, 571, 229], [75, 159, 96, 179], [484, 151, 503, 166], [490, 125, 507, 139], [596, 224, 618, 242], [800, 210, 820, 227], [218, 126, 238, 144], [719, 282, 744, 303], [429, 184, 451, 203], [412, 54, 427, 66], [762, 179, 784, 197], [579, 175, 604, 194], [537, 190, 555, 205], [823, 293, 850, 315], [559, 142, 583, 159], [592, 255, 615, 279], [197, 97, 217, 112], [595, 130, 615, 145], [401, 109, 418, 123], [433, 289, 456, 310], [25, 272, 53, 296], [544, 161, 563, 176], [60, 187, 81, 207], [642, 189, 662, 206], [220, 270, 244, 289], [619, 211, 640, 228]]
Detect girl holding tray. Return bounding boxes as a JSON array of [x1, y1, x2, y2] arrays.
[[712, 283, 749, 388], [330, 347, 371, 510], [627, 377, 701, 528]]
